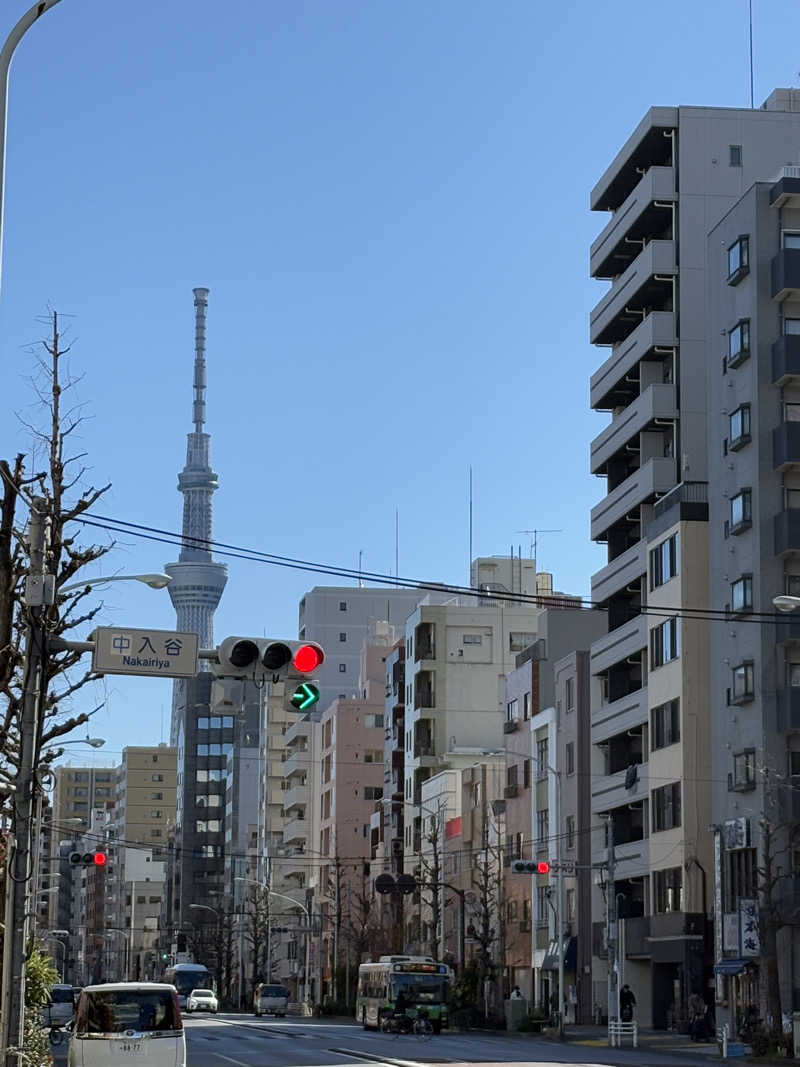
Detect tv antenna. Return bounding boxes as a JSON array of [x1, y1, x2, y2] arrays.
[[517, 528, 563, 563]]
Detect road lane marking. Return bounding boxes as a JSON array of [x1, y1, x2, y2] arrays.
[[212, 1055, 251, 1066]]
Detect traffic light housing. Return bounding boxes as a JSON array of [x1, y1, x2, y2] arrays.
[[214, 637, 324, 681], [70, 850, 107, 867], [511, 859, 550, 875]]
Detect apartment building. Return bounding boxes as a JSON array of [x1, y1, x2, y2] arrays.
[[588, 90, 800, 1029], [48, 764, 116, 932], [298, 586, 437, 714], [704, 164, 800, 1029]]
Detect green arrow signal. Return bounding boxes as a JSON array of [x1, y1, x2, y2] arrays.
[[290, 682, 320, 711]]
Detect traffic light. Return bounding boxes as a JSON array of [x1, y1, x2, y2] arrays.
[[214, 637, 325, 682], [69, 850, 107, 867], [510, 859, 551, 875]]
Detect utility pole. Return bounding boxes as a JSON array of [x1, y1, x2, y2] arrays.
[[555, 769, 565, 1038], [1, 497, 50, 1066], [604, 815, 618, 1026]]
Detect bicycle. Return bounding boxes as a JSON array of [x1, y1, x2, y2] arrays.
[[412, 1011, 434, 1041]]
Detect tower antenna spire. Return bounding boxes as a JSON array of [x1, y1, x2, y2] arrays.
[[192, 287, 208, 433]]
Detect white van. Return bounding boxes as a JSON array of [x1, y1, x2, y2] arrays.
[[254, 983, 289, 1017], [67, 982, 185, 1067]]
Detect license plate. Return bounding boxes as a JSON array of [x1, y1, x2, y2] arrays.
[[112, 1040, 143, 1055]]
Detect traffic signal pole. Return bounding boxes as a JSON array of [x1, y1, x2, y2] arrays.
[[1, 498, 48, 1066]]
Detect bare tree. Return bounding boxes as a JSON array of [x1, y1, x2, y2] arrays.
[[0, 313, 111, 796], [244, 884, 271, 991], [417, 811, 443, 961]]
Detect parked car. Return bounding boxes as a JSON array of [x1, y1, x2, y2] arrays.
[[43, 983, 77, 1028], [185, 988, 218, 1014], [253, 983, 289, 1017], [67, 982, 185, 1067]]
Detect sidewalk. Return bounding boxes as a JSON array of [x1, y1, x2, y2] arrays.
[[551, 1023, 722, 1059]]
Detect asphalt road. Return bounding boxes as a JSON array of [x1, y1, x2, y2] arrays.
[[51, 1013, 717, 1067]]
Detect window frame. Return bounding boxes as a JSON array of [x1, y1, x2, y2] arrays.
[[652, 781, 682, 832], [730, 573, 753, 615], [727, 318, 751, 367], [729, 404, 751, 450], [650, 616, 680, 669], [651, 697, 680, 750], [727, 235, 750, 284], [731, 660, 755, 704]]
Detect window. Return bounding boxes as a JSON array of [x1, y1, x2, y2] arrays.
[[536, 886, 549, 925], [731, 749, 756, 790], [339, 601, 347, 611], [566, 742, 575, 776], [651, 698, 680, 749], [536, 809, 549, 846], [786, 318, 800, 335], [463, 634, 482, 645], [729, 144, 742, 167], [339, 663, 346, 673], [566, 815, 575, 849], [650, 616, 679, 668], [652, 782, 682, 832], [151, 829, 162, 838], [650, 533, 679, 589], [152, 774, 164, 782], [196, 820, 221, 833], [536, 738, 548, 777], [506, 698, 518, 722], [727, 235, 749, 283], [788, 662, 800, 687], [523, 759, 531, 789], [151, 792, 163, 801], [507, 899, 518, 922], [727, 319, 750, 367], [784, 231, 800, 249], [151, 810, 163, 818], [732, 661, 755, 703], [729, 405, 751, 449], [523, 692, 531, 720], [729, 490, 752, 533], [790, 751, 800, 777], [565, 677, 575, 713], [566, 888, 576, 921], [731, 574, 753, 614], [339, 632, 346, 642], [364, 786, 383, 800], [363, 750, 382, 763], [653, 867, 683, 912], [364, 714, 384, 728]]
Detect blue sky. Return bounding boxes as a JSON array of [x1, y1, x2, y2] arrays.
[[2, 0, 800, 763]]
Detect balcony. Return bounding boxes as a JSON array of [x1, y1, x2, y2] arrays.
[[283, 750, 307, 779], [283, 816, 307, 845], [283, 784, 308, 813], [774, 422, 800, 471], [776, 687, 800, 731], [590, 240, 676, 346], [775, 509, 800, 556], [414, 672, 435, 710], [413, 744, 440, 769], [284, 718, 310, 748], [591, 762, 649, 812], [771, 168, 800, 207], [591, 456, 676, 542], [589, 615, 647, 677], [772, 335, 800, 385], [504, 784, 519, 799], [777, 616, 800, 644], [415, 623, 435, 662], [592, 688, 647, 744], [591, 109, 677, 211], [591, 311, 677, 412], [591, 384, 677, 476], [591, 541, 646, 605], [772, 248, 800, 301], [503, 719, 519, 734], [590, 166, 676, 279]]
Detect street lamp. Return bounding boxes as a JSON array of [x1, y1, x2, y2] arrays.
[[39, 932, 67, 982], [60, 572, 173, 595], [46, 737, 106, 749], [0, 0, 64, 305]]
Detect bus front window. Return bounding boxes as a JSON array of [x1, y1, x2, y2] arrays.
[[391, 976, 448, 1004]]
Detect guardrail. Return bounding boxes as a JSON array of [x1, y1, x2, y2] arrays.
[[608, 1020, 638, 1047]]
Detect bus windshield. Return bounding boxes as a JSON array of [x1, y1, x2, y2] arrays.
[[391, 974, 448, 1004], [166, 968, 210, 997]]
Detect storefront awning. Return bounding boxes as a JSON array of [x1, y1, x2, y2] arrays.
[[541, 936, 576, 972], [713, 958, 757, 976]]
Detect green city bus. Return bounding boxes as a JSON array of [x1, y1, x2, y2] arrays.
[[356, 956, 453, 1033]]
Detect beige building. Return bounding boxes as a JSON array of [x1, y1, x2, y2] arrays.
[[106, 745, 177, 981]]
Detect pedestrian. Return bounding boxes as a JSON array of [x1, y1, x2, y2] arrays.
[[619, 984, 636, 1023], [510, 986, 523, 1000]]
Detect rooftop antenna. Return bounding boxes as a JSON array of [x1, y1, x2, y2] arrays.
[[517, 528, 563, 565], [358, 550, 364, 588], [748, 0, 754, 108], [469, 466, 474, 585], [395, 508, 399, 581]]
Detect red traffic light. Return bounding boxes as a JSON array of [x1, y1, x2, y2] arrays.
[[93, 851, 107, 867], [292, 643, 324, 673], [537, 861, 551, 874]]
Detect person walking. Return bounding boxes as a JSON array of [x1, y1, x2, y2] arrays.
[[619, 984, 636, 1022]]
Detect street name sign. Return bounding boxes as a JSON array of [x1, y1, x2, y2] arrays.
[[92, 627, 199, 678]]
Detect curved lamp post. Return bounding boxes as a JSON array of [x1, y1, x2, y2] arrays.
[[60, 572, 173, 595]]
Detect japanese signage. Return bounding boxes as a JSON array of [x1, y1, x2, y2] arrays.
[[739, 898, 760, 957], [92, 626, 199, 678]]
